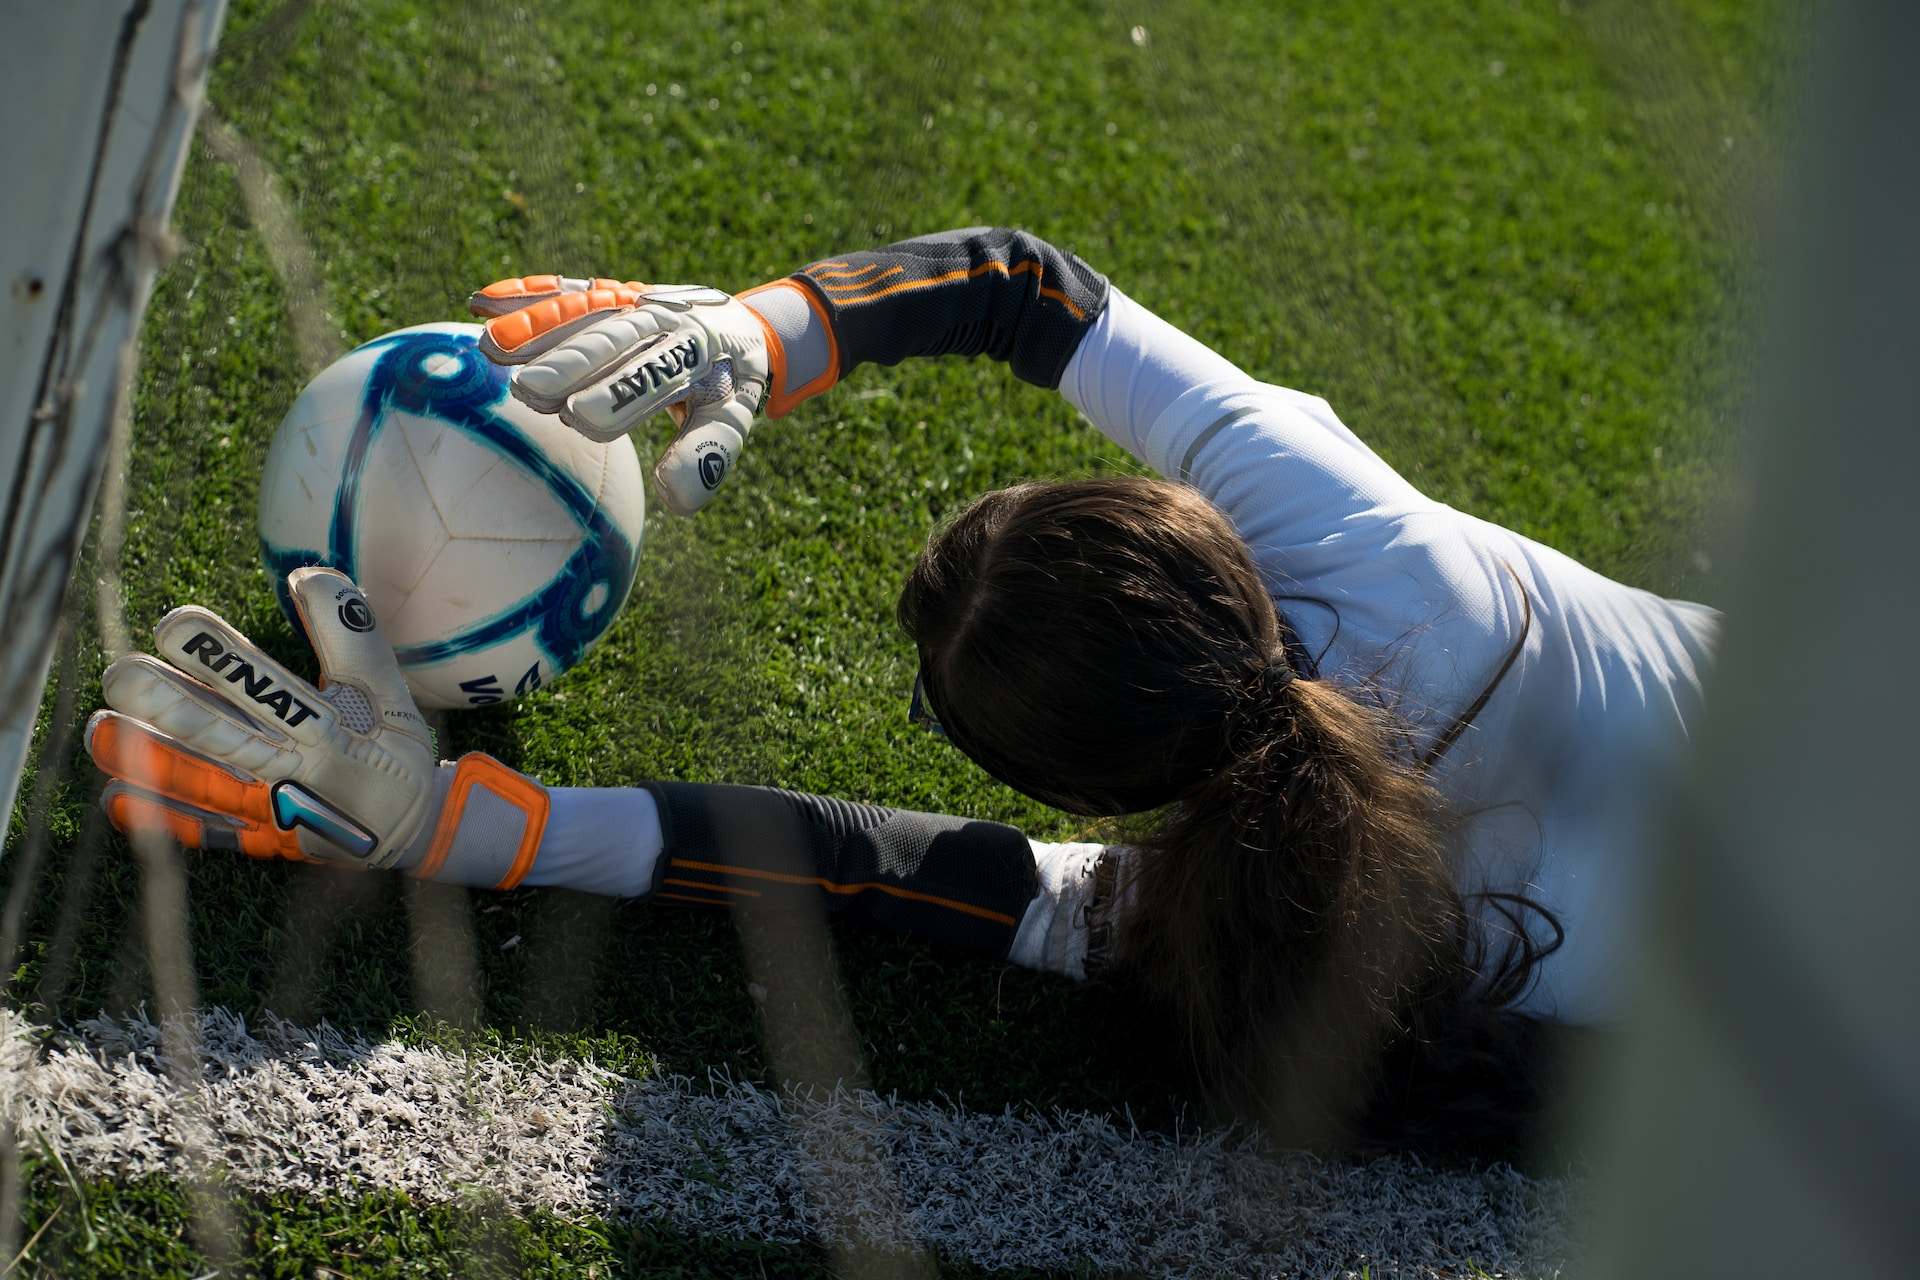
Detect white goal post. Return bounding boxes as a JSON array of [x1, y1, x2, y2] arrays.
[[0, 0, 227, 830]]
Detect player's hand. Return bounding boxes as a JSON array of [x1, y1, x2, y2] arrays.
[[469, 274, 773, 516], [86, 567, 439, 869]]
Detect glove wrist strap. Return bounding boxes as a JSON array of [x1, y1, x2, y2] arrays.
[[412, 753, 550, 889], [739, 280, 839, 416]]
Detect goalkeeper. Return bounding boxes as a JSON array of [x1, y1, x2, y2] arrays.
[[87, 228, 1716, 1143]]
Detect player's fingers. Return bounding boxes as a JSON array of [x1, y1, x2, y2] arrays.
[[101, 781, 304, 860], [470, 275, 574, 318], [88, 709, 383, 865], [86, 710, 299, 861], [284, 567, 428, 743], [477, 283, 650, 365], [101, 654, 306, 776], [468, 275, 645, 319], [551, 317, 715, 443], [556, 332, 698, 443], [149, 605, 333, 749], [87, 709, 260, 799], [651, 397, 753, 516], [510, 308, 674, 417]]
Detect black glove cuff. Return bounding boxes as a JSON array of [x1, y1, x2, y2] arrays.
[[794, 227, 1110, 390], [639, 781, 1038, 957]]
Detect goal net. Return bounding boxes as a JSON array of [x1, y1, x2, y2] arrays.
[[0, 0, 1793, 1273]]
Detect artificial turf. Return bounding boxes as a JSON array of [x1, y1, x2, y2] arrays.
[[1, 0, 1795, 1272]]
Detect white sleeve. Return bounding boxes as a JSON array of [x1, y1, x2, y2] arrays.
[[1059, 288, 1439, 558], [519, 787, 664, 898], [399, 768, 664, 895]]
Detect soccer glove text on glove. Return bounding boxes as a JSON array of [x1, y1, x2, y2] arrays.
[[467, 274, 835, 516], [86, 566, 556, 889]]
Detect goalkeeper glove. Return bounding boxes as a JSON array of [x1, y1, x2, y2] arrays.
[[469, 275, 791, 516], [86, 566, 549, 888]]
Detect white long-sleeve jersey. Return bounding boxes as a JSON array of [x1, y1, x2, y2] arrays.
[[1018, 288, 1718, 1025]]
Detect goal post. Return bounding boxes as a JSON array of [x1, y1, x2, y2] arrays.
[[0, 0, 227, 835]]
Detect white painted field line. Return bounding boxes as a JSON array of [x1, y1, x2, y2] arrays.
[[0, 1007, 1583, 1277]]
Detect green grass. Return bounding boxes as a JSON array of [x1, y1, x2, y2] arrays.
[[7, 1172, 1099, 1280], [1, 0, 1793, 1272]]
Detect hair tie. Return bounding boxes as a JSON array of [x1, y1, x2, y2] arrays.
[[1242, 655, 1298, 720], [1221, 655, 1298, 761], [1254, 656, 1296, 699]]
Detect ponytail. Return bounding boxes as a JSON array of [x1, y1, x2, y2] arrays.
[[1105, 672, 1462, 1146], [900, 476, 1562, 1148]]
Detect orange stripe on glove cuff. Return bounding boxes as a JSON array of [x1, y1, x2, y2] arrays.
[[737, 279, 839, 417], [411, 753, 550, 890]]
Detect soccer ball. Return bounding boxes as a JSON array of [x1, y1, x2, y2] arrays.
[[258, 322, 646, 710]]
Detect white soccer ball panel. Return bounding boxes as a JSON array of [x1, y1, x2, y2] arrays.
[[423, 442, 588, 543], [501, 396, 639, 504], [348, 418, 452, 610], [593, 434, 647, 546], [382, 533, 583, 651], [386, 411, 527, 529], [272, 339, 384, 433], [259, 335, 411, 552], [258, 408, 359, 553], [259, 424, 333, 551]]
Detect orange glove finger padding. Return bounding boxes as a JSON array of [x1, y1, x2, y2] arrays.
[[86, 710, 304, 861], [468, 275, 649, 364]]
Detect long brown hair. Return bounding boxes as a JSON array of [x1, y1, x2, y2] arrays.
[[897, 477, 1561, 1148]]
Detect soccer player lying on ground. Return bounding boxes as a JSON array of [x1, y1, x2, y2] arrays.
[[86, 228, 1716, 1147]]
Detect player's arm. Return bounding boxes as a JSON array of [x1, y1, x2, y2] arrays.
[[745, 226, 1111, 412], [756, 232, 1439, 556], [1057, 287, 1436, 546], [86, 572, 1104, 977], [465, 229, 1110, 514], [628, 783, 1108, 978], [405, 775, 1107, 976]]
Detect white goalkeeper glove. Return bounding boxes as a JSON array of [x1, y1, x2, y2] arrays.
[[468, 275, 779, 516], [87, 566, 550, 888]]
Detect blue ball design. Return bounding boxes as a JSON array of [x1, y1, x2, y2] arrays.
[[260, 327, 640, 703]]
